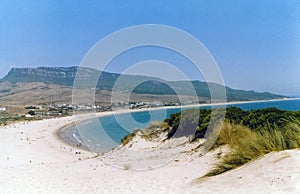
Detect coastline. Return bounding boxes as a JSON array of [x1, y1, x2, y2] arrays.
[[0, 98, 299, 193], [55, 97, 300, 152]]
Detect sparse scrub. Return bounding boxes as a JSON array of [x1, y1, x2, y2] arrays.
[[204, 118, 300, 177], [121, 121, 168, 145], [123, 164, 131, 170], [165, 107, 300, 140], [142, 121, 166, 140], [121, 107, 300, 177], [121, 129, 140, 145], [144, 121, 163, 133]]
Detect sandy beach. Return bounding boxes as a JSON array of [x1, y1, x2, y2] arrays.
[[1, 100, 300, 193], [2, 0, 299, 192]]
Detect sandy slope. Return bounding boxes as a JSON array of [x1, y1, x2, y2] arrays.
[[0, 113, 299, 193], [192, 150, 300, 193]]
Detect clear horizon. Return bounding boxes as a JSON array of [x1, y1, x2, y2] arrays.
[[0, 1, 299, 96]]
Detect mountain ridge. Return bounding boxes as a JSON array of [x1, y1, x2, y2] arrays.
[[0, 66, 287, 101]]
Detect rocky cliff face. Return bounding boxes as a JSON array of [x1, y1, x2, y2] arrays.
[[0, 67, 100, 86]]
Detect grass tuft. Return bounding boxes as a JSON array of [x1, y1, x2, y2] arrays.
[[121, 121, 168, 145], [203, 119, 300, 177], [142, 121, 167, 140], [121, 129, 139, 145]]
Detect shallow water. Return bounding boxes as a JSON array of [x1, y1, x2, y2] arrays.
[[63, 99, 300, 153]]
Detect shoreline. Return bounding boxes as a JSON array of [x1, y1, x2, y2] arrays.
[[55, 97, 300, 152], [1, 97, 299, 193]]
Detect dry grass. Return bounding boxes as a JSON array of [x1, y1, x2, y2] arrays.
[[142, 121, 168, 140], [121, 130, 139, 146], [203, 119, 300, 177], [121, 121, 169, 145], [123, 164, 131, 170]]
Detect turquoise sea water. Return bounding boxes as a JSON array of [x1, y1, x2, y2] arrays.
[[64, 99, 300, 153]]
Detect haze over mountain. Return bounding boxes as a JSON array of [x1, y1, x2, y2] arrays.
[[0, 67, 286, 104]]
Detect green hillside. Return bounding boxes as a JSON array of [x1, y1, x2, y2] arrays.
[[0, 67, 287, 101]]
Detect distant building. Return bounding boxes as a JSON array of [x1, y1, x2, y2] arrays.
[[25, 114, 34, 118], [0, 107, 6, 112]]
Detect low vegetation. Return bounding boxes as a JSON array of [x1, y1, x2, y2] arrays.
[[121, 121, 169, 145], [204, 120, 300, 177], [141, 121, 169, 140], [0, 113, 38, 126], [165, 107, 300, 140], [165, 107, 300, 176], [121, 129, 139, 145], [120, 107, 300, 176]]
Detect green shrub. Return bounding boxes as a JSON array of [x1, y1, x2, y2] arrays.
[[165, 107, 300, 140]]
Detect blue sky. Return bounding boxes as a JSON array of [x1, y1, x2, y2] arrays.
[[0, 0, 299, 96]]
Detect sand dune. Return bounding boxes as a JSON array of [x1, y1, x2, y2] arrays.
[[0, 114, 299, 193]]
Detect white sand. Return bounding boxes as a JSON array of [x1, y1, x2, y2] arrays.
[[1, 102, 300, 193], [192, 149, 300, 193]]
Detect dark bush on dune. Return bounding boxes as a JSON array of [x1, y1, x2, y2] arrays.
[[165, 107, 300, 140], [163, 106, 300, 178]]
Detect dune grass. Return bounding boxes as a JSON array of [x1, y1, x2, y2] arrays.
[[121, 129, 139, 145], [121, 121, 169, 145], [204, 119, 300, 177]]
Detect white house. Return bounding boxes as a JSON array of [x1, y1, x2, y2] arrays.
[[0, 107, 6, 112]]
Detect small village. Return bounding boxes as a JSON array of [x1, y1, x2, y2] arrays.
[[0, 100, 203, 125]]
